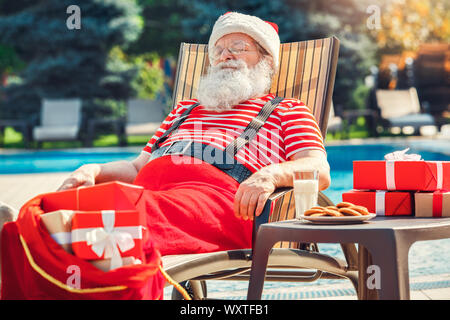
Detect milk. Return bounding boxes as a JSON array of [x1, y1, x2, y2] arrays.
[[293, 179, 319, 219]]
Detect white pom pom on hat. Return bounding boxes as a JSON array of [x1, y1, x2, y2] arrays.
[[208, 12, 280, 71]]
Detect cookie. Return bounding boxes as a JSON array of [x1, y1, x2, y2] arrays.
[[352, 205, 370, 216], [309, 213, 327, 217], [338, 207, 362, 216], [336, 202, 353, 208], [304, 208, 326, 216], [326, 206, 339, 210], [324, 208, 342, 217]]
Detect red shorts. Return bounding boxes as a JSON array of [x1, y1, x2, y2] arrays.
[[134, 156, 253, 256]]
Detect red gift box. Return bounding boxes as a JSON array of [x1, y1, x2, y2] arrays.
[[41, 181, 144, 213], [342, 190, 413, 216], [71, 210, 146, 270], [353, 160, 449, 191], [415, 191, 450, 218]]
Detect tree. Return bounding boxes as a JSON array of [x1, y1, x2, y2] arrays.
[[0, 0, 144, 121], [370, 0, 450, 52], [127, 0, 187, 57], [179, 0, 376, 110]]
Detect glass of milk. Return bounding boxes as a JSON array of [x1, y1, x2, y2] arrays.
[[293, 170, 319, 219]]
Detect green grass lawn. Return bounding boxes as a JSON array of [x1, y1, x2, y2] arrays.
[[0, 126, 150, 149]]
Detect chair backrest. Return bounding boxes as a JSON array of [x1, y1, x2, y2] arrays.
[[41, 99, 82, 126], [127, 99, 166, 124], [375, 87, 421, 118], [172, 37, 340, 138]]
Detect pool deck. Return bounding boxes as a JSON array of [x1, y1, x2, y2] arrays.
[[1, 170, 450, 300]]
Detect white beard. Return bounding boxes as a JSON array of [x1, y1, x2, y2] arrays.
[[196, 58, 273, 112]]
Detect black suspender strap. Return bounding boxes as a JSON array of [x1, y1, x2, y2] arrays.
[[224, 96, 284, 157], [151, 103, 200, 153]]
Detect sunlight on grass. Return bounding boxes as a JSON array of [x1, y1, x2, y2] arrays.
[[93, 135, 120, 147], [126, 135, 151, 146], [2, 127, 25, 148]]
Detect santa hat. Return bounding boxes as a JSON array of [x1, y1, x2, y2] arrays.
[[208, 12, 280, 71]]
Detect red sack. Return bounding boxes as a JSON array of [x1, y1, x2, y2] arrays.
[[1, 184, 166, 300]]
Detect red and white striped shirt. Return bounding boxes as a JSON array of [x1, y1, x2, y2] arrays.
[[142, 94, 325, 173]]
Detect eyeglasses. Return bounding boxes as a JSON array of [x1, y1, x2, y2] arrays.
[[211, 41, 258, 60]]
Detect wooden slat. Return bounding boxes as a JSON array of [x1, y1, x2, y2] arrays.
[[287, 42, 300, 99], [299, 40, 314, 108], [308, 39, 324, 118], [293, 41, 306, 100], [172, 43, 187, 109], [282, 43, 296, 99], [314, 38, 331, 125], [190, 44, 207, 101], [183, 44, 198, 101]]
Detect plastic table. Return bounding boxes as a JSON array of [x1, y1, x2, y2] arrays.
[[247, 216, 450, 300]]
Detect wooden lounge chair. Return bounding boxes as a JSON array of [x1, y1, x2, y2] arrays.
[[32, 98, 82, 145], [162, 37, 360, 299]]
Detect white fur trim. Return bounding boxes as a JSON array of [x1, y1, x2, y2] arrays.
[[208, 12, 280, 71]]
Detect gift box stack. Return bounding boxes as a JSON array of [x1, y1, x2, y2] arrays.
[[39, 181, 148, 271], [342, 149, 450, 217]]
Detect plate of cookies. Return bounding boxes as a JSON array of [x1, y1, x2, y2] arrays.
[[300, 202, 376, 224]]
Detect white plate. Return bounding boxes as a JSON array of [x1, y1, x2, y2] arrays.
[[299, 213, 377, 224]]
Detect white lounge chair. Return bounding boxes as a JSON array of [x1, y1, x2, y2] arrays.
[[124, 99, 167, 137], [33, 99, 82, 143], [375, 87, 436, 135]]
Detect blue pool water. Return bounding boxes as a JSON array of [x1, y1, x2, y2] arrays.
[[0, 149, 137, 174]]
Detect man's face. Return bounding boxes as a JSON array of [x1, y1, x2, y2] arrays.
[[211, 33, 263, 69], [196, 33, 273, 112]]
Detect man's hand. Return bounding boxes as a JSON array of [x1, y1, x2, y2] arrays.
[[233, 171, 276, 221], [232, 149, 330, 221], [57, 165, 98, 191], [56, 154, 150, 192]]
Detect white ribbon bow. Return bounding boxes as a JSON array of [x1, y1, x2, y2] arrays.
[[85, 210, 135, 270], [384, 148, 422, 161], [384, 148, 422, 190]]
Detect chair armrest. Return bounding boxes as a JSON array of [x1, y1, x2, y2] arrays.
[[254, 189, 333, 235], [254, 187, 334, 230]]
